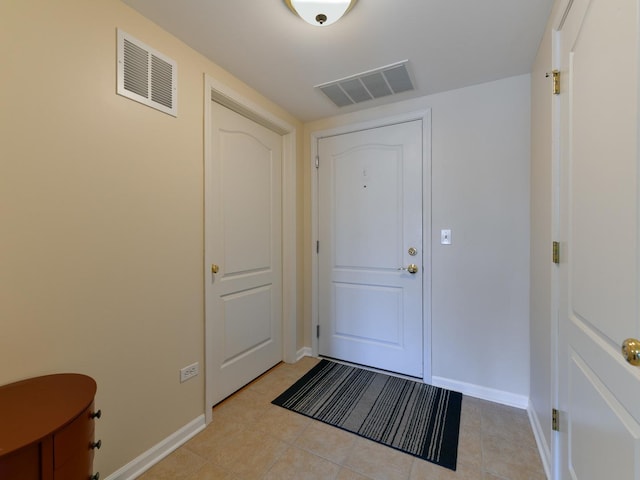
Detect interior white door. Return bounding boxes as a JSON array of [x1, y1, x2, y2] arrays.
[[557, 0, 640, 477], [318, 120, 423, 378], [206, 101, 282, 406]]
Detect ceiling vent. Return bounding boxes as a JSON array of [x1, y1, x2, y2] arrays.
[[117, 29, 177, 117], [316, 61, 415, 107]]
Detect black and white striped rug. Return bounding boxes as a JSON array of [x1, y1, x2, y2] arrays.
[[272, 359, 462, 470]]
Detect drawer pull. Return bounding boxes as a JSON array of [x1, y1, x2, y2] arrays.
[[90, 410, 102, 419], [90, 473, 100, 480], [91, 439, 102, 450]]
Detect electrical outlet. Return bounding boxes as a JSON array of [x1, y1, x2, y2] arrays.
[[180, 362, 199, 383]]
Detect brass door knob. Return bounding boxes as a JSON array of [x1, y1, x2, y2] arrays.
[[211, 264, 219, 274], [399, 264, 419, 274], [622, 338, 640, 366]]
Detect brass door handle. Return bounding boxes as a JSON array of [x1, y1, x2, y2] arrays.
[[398, 264, 418, 274], [211, 264, 219, 274], [622, 338, 640, 366]]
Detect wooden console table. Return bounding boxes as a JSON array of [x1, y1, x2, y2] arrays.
[[0, 374, 100, 480]]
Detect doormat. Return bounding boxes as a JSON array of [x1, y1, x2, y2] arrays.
[[272, 359, 462, 470]]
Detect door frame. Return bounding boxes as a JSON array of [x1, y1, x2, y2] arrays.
[[310, 110, 432, 383], [550, 1, 573, 477], [203, 74, 297, 423]]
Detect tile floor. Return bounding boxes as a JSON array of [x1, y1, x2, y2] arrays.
[[138, 357, 546, 480]]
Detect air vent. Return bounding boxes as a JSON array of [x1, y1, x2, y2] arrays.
[[117, 30, 177, 117], [317, 61, 415, 107]]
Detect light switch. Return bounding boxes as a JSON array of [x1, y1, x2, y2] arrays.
[[441, 229, 452, 245]]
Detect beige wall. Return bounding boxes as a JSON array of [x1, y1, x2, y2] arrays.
[[0, 0, 303, 476], [304, 75, 531, 400]]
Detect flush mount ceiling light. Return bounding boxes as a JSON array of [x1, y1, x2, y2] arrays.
[[284, 0, 358, 27]]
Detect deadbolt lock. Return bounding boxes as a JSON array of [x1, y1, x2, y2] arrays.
[[408, 247, 418, 256]]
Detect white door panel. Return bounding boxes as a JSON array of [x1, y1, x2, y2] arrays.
[[222, 285, 272, 361], [557, 0, 640, 476], [334, 283, 403, 344], [569, 351, 640, 480], [568, 0, 638, 344], [206, 101, 282, 405], [334, 148, 404, 268], [569, 319, 640, 423], [318, 120, 423, 377], [221, 134, 273, 274]]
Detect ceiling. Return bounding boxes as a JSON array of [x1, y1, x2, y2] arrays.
[[121, 0, 554, 122]]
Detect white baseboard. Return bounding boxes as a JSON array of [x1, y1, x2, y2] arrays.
[[528, 405, 552, 480], [296, 347, 313, 361], [431, 376, 529, 410], [105, 415, 206, 480]]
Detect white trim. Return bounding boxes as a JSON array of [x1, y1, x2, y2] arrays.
[[528, 404, 552, 480], [421, 110, 433, 385], [282, 121, 298, 365], [207, 78, 290, 135], [311, 132, 319, 358], [553, 0, 574, 30], [310, 109, 432, 384], [550, 17, 563, 480], [204, 74, 297, 423], [104, 415, 205, 480], [431, 376, 530, 410], [297, 347, 313, 361]]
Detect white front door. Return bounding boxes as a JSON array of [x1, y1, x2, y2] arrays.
[[205, 101, 283, 406], [317, 120, 424, 378], [557, 0, 640, 477]]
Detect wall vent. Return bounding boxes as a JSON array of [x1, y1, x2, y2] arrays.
[[117, 29, 177, 117], [316, 61, 415, 107]]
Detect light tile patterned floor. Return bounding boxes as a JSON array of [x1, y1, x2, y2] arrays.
[[138, 357, 546, 480]]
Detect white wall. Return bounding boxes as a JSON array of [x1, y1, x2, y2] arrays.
[[304, 74, 531, 403]]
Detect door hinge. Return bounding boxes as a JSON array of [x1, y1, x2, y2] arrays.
[[552, 70, 560, 95], [316, 240, 319, 254], [552, 241, 560, 264], [316, 325, 320, 338], [552, 408, 559, 431], [315, 156, 319, 168]]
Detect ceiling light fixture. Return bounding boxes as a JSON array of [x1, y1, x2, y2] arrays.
[[284, 0, 358, 27]]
